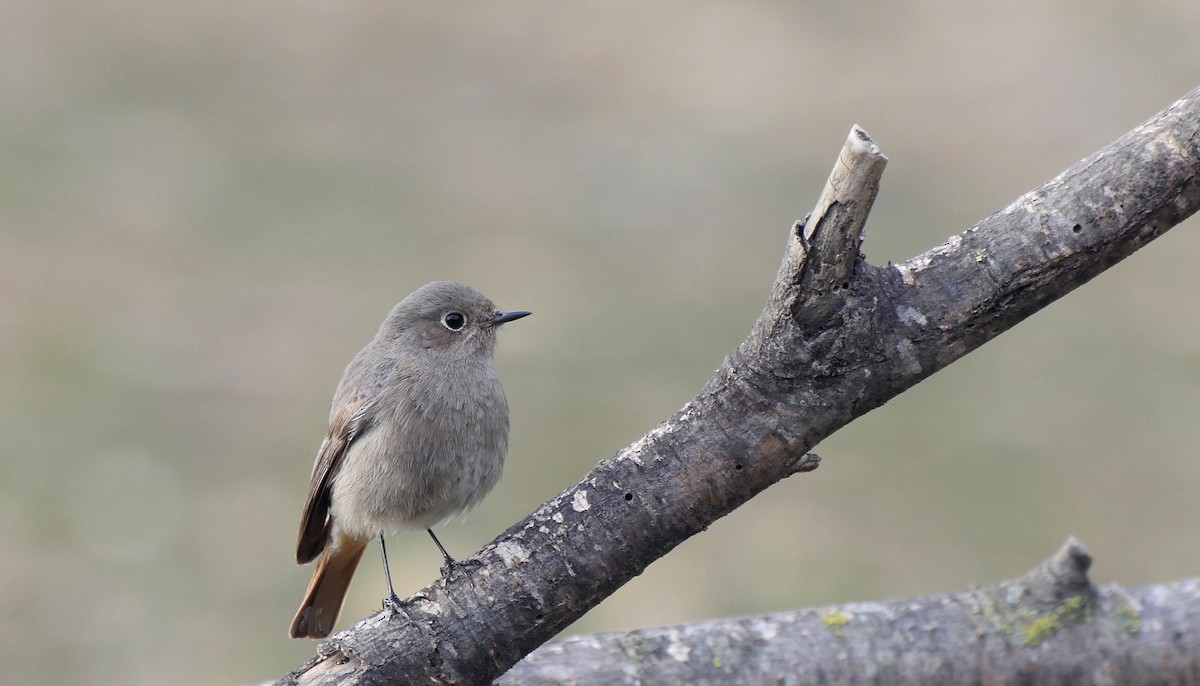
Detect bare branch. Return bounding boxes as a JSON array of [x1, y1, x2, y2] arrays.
[[772, 124, 887, 326], [501, 539, 1200, 685], [277, 85, 1200, 686]]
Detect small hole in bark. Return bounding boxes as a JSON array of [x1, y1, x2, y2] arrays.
[[735, 463, 743, 471], [1072, 223, 1083, 233], [624, 492, 633, 501], [535, 613, 546, 622]]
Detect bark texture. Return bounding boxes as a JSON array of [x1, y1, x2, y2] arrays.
[[500, 539, 1200, 685], [276, 86, 1200, 686]]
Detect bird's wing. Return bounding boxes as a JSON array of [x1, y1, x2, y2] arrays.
[[295, 396, 373, 564]]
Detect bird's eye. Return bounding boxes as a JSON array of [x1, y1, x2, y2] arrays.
[[442, 311, 466, 331]]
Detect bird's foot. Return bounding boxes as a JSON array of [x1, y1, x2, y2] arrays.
[[383, 592, 414, 622], [440, 555, 482, 579]]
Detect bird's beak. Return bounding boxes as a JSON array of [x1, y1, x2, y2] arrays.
[[485, 310, 532, 327]]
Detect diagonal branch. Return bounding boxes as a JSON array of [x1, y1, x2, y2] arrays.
[[276, 85, 1200, 686]]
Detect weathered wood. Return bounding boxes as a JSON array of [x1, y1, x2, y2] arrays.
[[276, 85, 1200, 686], [501, 540, 1200, 685]]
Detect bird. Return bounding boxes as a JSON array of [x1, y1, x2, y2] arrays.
[[289, 281, 530, 639]]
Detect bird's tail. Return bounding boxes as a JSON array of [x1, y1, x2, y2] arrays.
[[289, 536, 367, 639]]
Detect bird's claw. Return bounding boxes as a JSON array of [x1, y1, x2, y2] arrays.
[[440, 556, 482, 579], [383, 592, 411, 621]]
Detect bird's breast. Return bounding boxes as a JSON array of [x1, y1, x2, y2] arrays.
[[329, 365, 510, 538]]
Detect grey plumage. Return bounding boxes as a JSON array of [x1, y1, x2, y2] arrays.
[[290, 281, 529, 639]]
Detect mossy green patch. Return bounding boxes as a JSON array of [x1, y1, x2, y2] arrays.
[[1117, 601, 1141, 634], [1020, 594, 1090, 647], [823, 610, 850, 636]]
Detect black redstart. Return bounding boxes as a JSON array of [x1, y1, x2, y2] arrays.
[[289, 281, 529, 639]]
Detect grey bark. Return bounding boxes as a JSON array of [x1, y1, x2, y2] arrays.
[[501, 539, 1200, 685], [276, 85, 1200, 686]]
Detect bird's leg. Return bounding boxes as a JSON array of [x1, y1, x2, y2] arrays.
[[427, 528, 456, 567], [428, 528, 461, 577], [427, 528, 481, 577], [379, 534, 407, 616]]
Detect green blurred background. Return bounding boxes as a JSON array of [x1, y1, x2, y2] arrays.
[[2, 2, 1198, 684]]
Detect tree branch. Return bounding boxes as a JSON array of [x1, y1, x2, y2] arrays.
[[500, 539, 1200, 685], [276, 85, 1200, 686]]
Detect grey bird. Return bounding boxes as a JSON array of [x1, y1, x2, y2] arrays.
[[290, 281, 530, 639]]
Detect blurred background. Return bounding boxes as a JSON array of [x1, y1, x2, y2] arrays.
[[2, 1, 1198, 684]]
